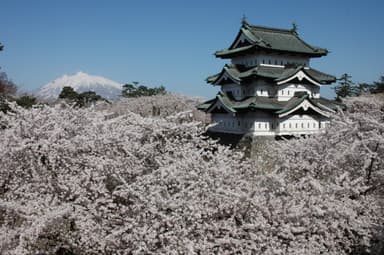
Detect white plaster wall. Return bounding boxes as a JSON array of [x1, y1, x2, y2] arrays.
[[277, 114, 328, 135], [231, 53, 310, 67], [210, 111, 275, 135], [277, 83, 319, 101], [221, 82, 272, 100], [210, 113, 244, 134], [210, 112, 330, 136], [246, 80, 276, 97], [221, 83, 244, 100], [241, 111, 276, 136], [222, 80, 320, 101]]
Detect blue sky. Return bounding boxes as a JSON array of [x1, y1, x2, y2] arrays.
[[1, 0, 383, 99]]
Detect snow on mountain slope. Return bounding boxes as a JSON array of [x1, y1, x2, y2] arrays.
[[36, 72, 123, 101]]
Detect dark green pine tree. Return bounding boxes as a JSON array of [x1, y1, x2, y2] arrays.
[[121, 82, 166, 98], [77, 91, 107, 107], [370, 76, 384, 94], [16, 95, 38, 109], [334, 73, 359, 101], [58, 86, 107, 107], [58, 86, 79, 101]]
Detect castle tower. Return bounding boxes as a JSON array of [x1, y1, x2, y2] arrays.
[[198, 21, 341, 136]]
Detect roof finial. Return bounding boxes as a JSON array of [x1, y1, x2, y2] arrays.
[[241, 15, 248, 26], [291, 22, 298, 34]]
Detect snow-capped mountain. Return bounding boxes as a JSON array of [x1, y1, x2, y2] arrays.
[[36, 72, 123, 101]]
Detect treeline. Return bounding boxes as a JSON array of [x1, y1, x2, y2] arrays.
[[121, 82, 166, 98], [0, 40, 168, 111], [57, 82, 167, 107], [334, 73, 384, 101]]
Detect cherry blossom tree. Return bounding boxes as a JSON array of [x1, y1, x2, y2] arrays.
[[0, 94, 383, 254]]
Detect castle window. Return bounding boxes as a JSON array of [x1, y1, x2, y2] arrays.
[[262, 59, 265, 64], [283, 123, 286, 128], [307, 123, 310, 128], [281, 60, 283, 65], [258, 123, 261, 129], [238, 120, 241, 126], [265, 123, 268, 129], [287, 90, 290, 95], [295, 123, 298, 128], [289, 123, 291, 128], [268, 59, 271, 64], [275, 60, 278, 65], [301, 123, 304, 128]]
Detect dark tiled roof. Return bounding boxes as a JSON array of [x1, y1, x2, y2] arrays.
[[275, 95, 308, 114], [197, 91, 342, 116], [313, 97, 346, 111], [207, 65, 336, 85], [216, 23, 328, 58]]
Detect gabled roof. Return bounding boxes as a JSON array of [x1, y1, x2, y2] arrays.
[[275, 66, 336, 86], [276, 94, 331, 118], [206, 65, 336, 85], [197, 91, 342, 118], [201, 91, 284, 113], [215, 22, 328, 58], [207, 64, 241, 85]]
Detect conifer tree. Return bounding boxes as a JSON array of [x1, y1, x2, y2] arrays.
[[370, 75, 384, 94], [334, 73, 359, 100], [121, 82, 166, 98]]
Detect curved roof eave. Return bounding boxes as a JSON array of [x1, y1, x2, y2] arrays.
[[277, 97, 331, 118], [210, 66, 241, 85], [276, 68, 322, 86], [206, 95, 236, 114]]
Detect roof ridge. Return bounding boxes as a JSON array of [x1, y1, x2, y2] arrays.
[[244, 22, 328, 54], [244, 23, 293, 34]]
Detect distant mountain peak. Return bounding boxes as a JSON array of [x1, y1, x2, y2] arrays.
[[36, 72, 123, 101]]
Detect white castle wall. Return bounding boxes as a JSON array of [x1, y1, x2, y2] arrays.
[[277, 83, 320, 101], [231, 53, 310, 68], [222, 81, 319, 101], [210, 112, 330, 136]]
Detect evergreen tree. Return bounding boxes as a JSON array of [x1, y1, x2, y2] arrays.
[[370, 75, 384, 94], [16, 95, 38, 109], [122, 82, 166, 98], [77, 91, 107, 107], [58, 86, 107, 107], [356, 82, 371, 95], [334, 73, 359, 101], [58, 86, 79, 101]]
